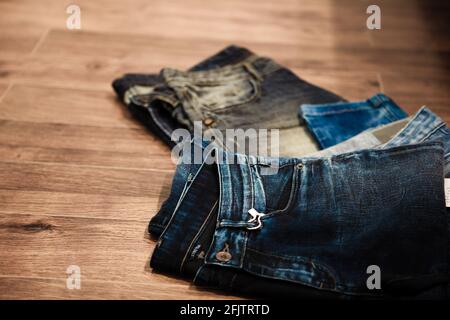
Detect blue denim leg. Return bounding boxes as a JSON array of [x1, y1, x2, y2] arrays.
[[300, 93, 408, 149]]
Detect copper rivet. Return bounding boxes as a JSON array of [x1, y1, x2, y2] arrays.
[[215, 251, 232, 262], [203, 118, 215, 126]]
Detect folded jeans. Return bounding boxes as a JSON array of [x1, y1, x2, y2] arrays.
[[151, 138, 448, 298], [113, 45, 348, 156]]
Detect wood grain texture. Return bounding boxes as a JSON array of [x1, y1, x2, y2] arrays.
[[0, 85, 139, 128], [0, 120, 174, 170], [0, 0, 448, 299], [0, 277, 236, 300]]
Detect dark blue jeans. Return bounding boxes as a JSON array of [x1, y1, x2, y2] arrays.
[[151, 140, 448, 298], [150, 107, 450, 299]]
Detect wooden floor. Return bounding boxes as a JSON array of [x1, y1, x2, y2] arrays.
[[0, 0, 449, 299]]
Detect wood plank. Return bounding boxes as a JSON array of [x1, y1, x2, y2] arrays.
[[2, 54, 386, 97], [367, 0, 450, 50], [381, 72, 450, 100], [380, 72, 450, 123], [33, 30, 450, 79], [0, 277, 238, 299], [34, 30, 444, 74], [0, 120, 174, 170], [0, 161, 172, 197], [0, 214, 159, 284], [387, 97, 450, 125], [0, 120, 163, 153], [2, 27, 446, 93], [0, 189, 164, 221], [0, 85, 139, 128], [0, 213, 240, 299], [5, 30, 445, 96], [1, 52, 384, 94], [368, 29, 450, 51], [0, 0, 371, 46], [0, 83, 10, 98], [0, 144, 174, 171], [0, 26, 45, 58]]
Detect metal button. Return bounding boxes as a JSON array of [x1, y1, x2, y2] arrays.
[[296, 163, 304, 169], [203, 117, 215, 126], [215, 243, 232, 262], [216, 251, 232, 262]]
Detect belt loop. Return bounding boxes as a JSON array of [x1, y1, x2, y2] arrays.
[[369, 93, 390, 108], [242, 61, 263, 82]]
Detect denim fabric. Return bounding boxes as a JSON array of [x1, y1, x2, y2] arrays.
[[208, 143, 446, 296], [381, 107, 450, 178], [150, 107, 450, 239], [113, 45, 346, 156], [300, 93, 408, 149], [150, 105, 450, 298], [310, 107, 450, 174], [112, 74, 181, 147], [151, 140, 448, 298], [149, 140, 210, 236]]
